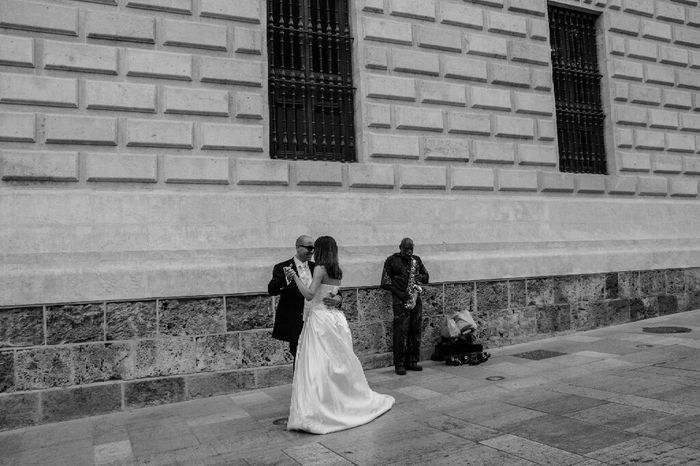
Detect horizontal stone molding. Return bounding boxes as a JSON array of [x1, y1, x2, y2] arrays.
[[5, 189, 700, 305]]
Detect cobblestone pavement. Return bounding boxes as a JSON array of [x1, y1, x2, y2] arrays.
[[2, 310, 700, 465]]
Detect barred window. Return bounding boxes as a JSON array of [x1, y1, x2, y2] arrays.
[[267, 0, 355, 162], [548, 5, 607, 174]]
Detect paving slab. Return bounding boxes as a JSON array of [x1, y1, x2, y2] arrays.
[[566, 402, 670, 430], [418, 414, 501, 442], [585, 436, 700, 465], [1, 310, 699, 465], [501, 414, 638, 454], [480, 434, 587, 465]]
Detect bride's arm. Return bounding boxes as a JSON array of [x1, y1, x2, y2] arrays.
[[291, 266, 326, 301]]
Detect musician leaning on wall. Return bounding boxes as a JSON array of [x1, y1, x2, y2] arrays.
[[381, 237, 430, 376]]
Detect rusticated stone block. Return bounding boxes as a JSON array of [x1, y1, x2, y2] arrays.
[[225, 295, 273, 331], [444, 282, 475, 315], [0, 1, 78, 36], [570, 303, 596, 331], [618, 271, 640, 298], [46, 304, 104, 344], [1, 150, 79, 181], [679, 290, 700, 312], [676, 293, 691, 313], [240, 330, 291, 367], [86, 152, 158, 182], [126, 0, 192, 14], [487, 306, 537, 347], [15, 347, 72, 390], [186, 369, 256, 399], [421, 316, 441, 349], [0, 352, 13, 392], [0, 393, 39, 430], [357, 288, 392, 322], [536, 304, 571, 333], [200, 0, 260, 23], [629, 297, 659, 321], [476, 281, 508, 312], [0, 307, 43, 348], [125, 377, 185, 408], [509, 280, 526, 308], [639, 270, 665, 295], [71, 342, 130, 385], [658, 296, 679, 316], [159, 298, 225, 336], [665, 269, 685, 294], [351, 321, 387, 354], [684, 268, 700, 292], [106, 301, 156, 340], [195, 334, 241, 372], [256, 365, 293, 388], [526, 278, 555, 306], [131, 338, 195, 378], [42, 384, 121, 423], [359, 353, 393, 371], [605, 273, 619, 299], [468, 306, 490, 344], [594, 299, 631, 327], [338, 289, 358, 323], [420, 284, 443, 317], [553, 274, 605, 304], [382, 319, 394, 353]]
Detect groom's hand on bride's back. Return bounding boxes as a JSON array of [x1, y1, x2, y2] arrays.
[[323, 292, 342, 309]]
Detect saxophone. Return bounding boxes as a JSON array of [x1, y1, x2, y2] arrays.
[[405, 257, 423, 310]]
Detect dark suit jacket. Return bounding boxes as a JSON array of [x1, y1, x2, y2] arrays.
[[268, 258, 315, 343]]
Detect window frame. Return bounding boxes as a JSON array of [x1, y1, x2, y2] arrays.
[[548, 4, 607, 175], [266, 0, 356, 162]]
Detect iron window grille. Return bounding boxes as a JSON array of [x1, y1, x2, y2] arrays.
[[548, 5, 607, 174], [267, 0, 355, 162]]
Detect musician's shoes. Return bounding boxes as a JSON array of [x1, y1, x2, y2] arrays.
[[406, 363, 423, 371], [395, 366, 407, 375]]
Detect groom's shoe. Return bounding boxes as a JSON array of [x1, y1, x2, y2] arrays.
[[406, 363, 423, 371], [395, 366, 407, 376]]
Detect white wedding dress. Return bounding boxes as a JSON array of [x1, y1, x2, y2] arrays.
[[287, 283, 395, 434]]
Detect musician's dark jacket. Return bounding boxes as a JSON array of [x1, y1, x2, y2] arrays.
[[268, 258, 315, 342], [380, 253, 429, 303]]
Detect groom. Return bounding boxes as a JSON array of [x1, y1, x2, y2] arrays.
[[268, 235, 340, 365]]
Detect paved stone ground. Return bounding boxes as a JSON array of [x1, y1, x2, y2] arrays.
[[2, 310, 700, 465]]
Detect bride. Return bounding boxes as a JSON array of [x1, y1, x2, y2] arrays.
[[284, 236, 395, 434]]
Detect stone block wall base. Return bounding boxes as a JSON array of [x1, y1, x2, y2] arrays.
[[1, 266, 698, 430]]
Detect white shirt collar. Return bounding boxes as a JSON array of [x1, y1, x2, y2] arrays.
[[293, 256, 308, 269]]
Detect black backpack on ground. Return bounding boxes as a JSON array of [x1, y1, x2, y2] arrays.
[[431, 333, 490, 366]]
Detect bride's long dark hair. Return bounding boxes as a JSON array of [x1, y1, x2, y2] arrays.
[[313, 236, 342, 280]]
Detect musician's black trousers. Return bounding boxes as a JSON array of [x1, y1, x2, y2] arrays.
[[392, 297, 422, 368]]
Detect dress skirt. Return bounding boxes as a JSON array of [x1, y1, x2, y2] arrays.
[[287, 295, 394, 434]]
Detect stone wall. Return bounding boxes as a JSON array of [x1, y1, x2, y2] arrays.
[[2, 266, 699, 430], [0, 0, 266, 184], [2, 0, 700, 428], [3, 0, 698, 192], [354, 0, 700, 194], [1, 0, 700, 307]]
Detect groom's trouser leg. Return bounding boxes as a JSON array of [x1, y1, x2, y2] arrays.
[[406, 299, 423, 365], [289, 340, 298, 369], [392, 301, 408, 367]]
